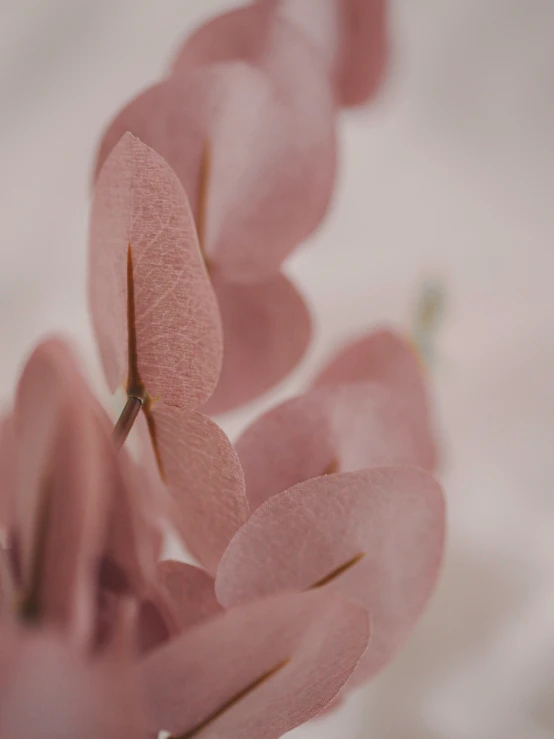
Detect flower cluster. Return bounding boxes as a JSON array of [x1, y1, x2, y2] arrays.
[[0, 2, 445, 738]]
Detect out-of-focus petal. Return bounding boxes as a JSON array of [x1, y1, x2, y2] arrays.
[[204, 272, 311, 415], [0, 416, 15, 531], [12, 338, 122, 643], [139, 590, 369, 738], [90, 133, 222, 409], [0, 624, 148, 739], [145, 403, 249, 574], [313, 328, 425, 391], [95, 60, 335, 283], [156, 560, 222, 632], [263, 0, 388, 107], [216, 468, 444, 678], [236, 382, 437, 510]]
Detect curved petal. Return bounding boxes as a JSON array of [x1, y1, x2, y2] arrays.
[[95, 61, 335, 283], [236, 382, 437, 511], [90, 132, 222, 409], [139, 590, 369, 738], [264, 0, 388, 107], [0, 416, 15, 530], [203, 272, 312, 414], [216, 468, 444, 678], [145, 403, 249, 574], [156, 560, 222, 632], [313, 328, 425, 391], [12, 338, 123, 642], [0, 626, 148, 739]]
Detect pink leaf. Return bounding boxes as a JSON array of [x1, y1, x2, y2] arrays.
[[313, 328, 426, 392], [95, 57, 335, 283], [0, 416, 15, 530], [236, 382, 437, 511], [144, 403, 249, 574], [203, 272, 312, 414], [216, 468, 444, 679], [12, 338, 123, 643], [90, 132, 222, 409], [0, 625, 148, 739], [139, 590, 369, 738], [156, 560, 222, 633], [262, 0, 388, 107]]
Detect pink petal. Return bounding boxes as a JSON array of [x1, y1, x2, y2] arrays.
[[145, 403, 249, 574], [12, 338, 121, 642], [156, 560, 222, 632], [313, 328, 425, 391], [95, 58, 335, 283], [203, 272, 312, 414], [236, 382, 437, 511], [0, 416, 15, 530], [263, 0, 388, 107], [0, 625, 148, 739], [90, 132, 222, 409], [216, 468, 444, 679], [139, 590, 369, 737]]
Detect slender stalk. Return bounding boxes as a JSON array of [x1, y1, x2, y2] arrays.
[[113, 395, 142, 449]]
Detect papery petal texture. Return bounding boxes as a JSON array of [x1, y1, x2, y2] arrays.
[[216, 468, 445, 678], [95, 59, 334, 283], [144, 403, 249, 574], [139, 590, 369, 738], [90, 133, 222, 408]]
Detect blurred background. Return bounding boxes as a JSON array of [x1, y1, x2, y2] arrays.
[[2, 0, 554, 736]]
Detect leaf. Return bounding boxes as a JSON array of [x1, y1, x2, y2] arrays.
[[140, 404, 249, 575], [138, 590, 369, 738], [156, 560, 222, 633], [12, 338, 122, 642], [90, 133, 222, 409], [95, 56, 335, 283], [0, 624, 149, 739], [236, 382, 437, 511], [262, 0, 388, 107], [216, 468, 444, 679], [203, 273, 312, 415]]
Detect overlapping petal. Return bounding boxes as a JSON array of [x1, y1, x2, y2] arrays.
[[139, 590, 369, 738], [216, 467, 444, 679]]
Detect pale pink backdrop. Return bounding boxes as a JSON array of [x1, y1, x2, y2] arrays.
[[1, 1, 554, 736]]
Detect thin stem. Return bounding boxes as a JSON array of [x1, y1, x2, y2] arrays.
[[113, 395, 142, 449]]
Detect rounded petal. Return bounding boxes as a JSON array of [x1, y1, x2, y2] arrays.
[[146, 403, 249, 574], [236, 382, 437, 511], [156, 560, 222, 632], [96, 60, 335, 283], [313, 328, 425, 391], [139, 590, 369, 738], [203, 272, 312, 414], [216, 468, 445, 678], [90, 133, 222, 409], [264, 0, 388, 107]]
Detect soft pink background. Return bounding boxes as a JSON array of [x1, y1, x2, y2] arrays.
[[2, 1, 554, 736]]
